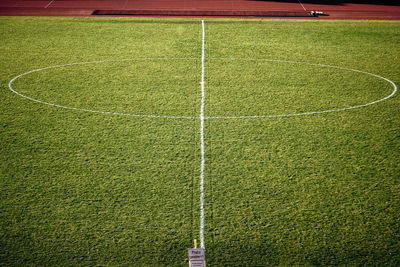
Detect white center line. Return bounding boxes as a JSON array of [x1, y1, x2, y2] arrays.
[[297, 0, 307, 12], [44, 0, 55, 9], [199, 19, 206, 249]]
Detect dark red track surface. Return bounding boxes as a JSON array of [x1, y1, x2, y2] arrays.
[[0, 0, 399, 20]]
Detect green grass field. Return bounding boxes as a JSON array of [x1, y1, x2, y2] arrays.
[[1, 16, 399, 265]]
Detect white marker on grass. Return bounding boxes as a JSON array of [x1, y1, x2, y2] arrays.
[[199, 19, 206, 249]]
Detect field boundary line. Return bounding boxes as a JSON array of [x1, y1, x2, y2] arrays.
[[199, 19, 206, 249]]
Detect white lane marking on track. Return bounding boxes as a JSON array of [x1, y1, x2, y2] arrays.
[[8, 58, 397, 120], [297, 0, 307, 12], [199, 19, 206, 249], [44, 0, 55, 9]]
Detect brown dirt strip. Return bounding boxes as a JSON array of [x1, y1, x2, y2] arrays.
[[0, 0, 399, 20]]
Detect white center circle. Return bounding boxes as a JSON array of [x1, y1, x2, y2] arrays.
[[8, 58, 397, 119]]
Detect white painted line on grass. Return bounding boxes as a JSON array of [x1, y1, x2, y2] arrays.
[[44, 0, 55, 9], [8, 58, 198, 119], [205, 58, 398, 119], [199, 19, 206, 249], [8, 57, 397, 120]]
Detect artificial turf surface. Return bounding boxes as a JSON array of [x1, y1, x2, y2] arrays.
[[1, 16, 399, 265]]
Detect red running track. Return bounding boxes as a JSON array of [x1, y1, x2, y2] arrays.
[[0, 0, 399, 20]]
